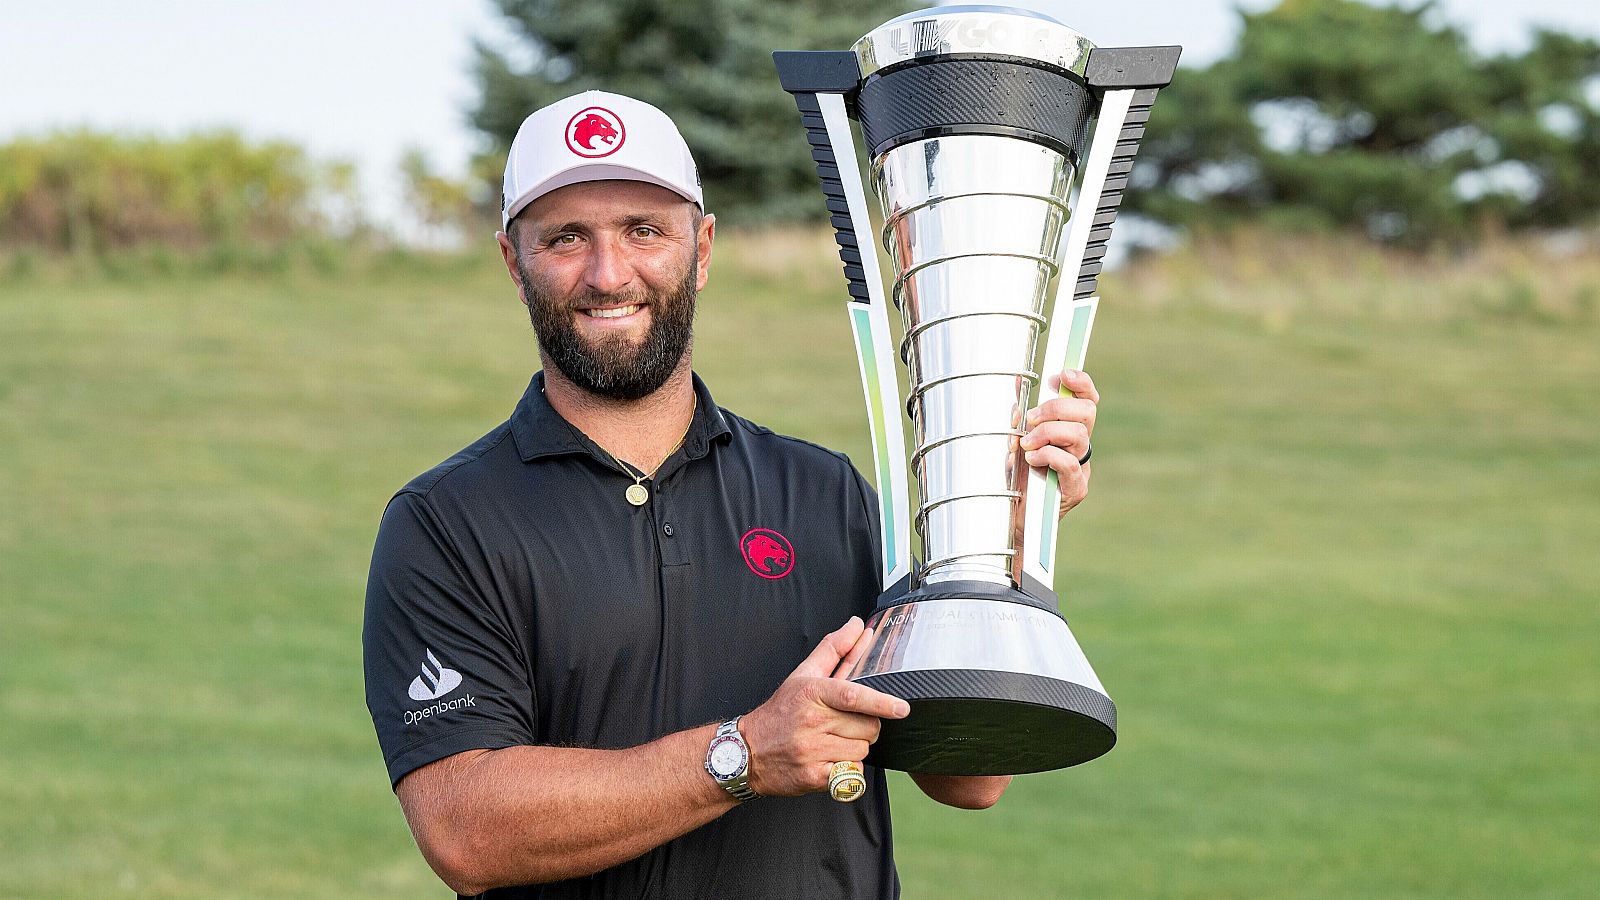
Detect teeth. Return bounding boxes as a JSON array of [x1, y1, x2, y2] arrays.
[[584, 305, 641, 319]]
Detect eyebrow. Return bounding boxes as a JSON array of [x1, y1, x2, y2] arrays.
[[535, 221, 588, 242], [619, 214, 667, 229], [536, 213, 675, 240]]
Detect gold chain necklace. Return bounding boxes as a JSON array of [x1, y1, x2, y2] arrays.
[[595, 395, 697, 506]]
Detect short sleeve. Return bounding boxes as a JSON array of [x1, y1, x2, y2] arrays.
[[362, 491, 536, 787]]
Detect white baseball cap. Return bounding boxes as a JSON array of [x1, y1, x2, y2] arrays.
[[500, 90, 703, 228]]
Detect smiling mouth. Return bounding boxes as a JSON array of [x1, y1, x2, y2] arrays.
[[581, 304, 643, 319]]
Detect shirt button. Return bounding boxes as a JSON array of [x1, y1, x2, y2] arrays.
[[663, 523, 674, 537]]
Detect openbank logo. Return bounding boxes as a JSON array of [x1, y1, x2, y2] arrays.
[[408, 649, 463, 701]]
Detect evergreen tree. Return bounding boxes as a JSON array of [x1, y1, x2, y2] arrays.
[[1133, 0, 1600, 242], [470, 0, 913, 224]]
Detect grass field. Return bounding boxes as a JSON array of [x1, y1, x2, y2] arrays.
[[2, 231, 1597, 898]]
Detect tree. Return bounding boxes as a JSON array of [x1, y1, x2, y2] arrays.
[[470, 0, 913, 225], [1132, 0, 1600, 243], [1479, 30, 1600, 230]]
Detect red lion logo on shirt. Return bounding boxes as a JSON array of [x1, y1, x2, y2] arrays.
[[740, 528, 795, 580], [565, 107, 625, 158]]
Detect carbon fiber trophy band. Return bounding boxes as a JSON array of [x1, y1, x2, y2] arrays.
[[775, 6, 1179, 775]]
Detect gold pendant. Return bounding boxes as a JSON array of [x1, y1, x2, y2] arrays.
[[625, 483, 649, 506]]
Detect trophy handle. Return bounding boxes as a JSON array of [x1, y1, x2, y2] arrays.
[[1021, 47, 1182, 589], [775, 51, 914, 592]]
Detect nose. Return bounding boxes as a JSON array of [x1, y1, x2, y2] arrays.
[[581, 235, 634, 296]]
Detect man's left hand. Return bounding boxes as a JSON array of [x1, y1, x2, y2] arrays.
[[1020, 368, 1098, 518]]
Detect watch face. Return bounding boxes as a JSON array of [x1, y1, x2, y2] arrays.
[[708, 736, 746, 777]]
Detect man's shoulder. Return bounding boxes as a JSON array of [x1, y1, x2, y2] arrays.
[[391, 420, 519, 506], [719, 407, 860, 478]]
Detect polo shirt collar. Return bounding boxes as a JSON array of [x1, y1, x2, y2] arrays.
[[509, 370, 733, 464]]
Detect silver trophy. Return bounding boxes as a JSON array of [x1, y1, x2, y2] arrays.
[[776, 6, 1179, 775]]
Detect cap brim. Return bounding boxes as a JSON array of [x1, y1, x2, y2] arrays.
[[503, 163, 703, 227]]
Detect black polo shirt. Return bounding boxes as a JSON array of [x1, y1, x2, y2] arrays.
[[363, 371, 898, 899]]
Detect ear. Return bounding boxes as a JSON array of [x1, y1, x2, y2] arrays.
[[694, 212, 716, 293], [496, 230, 530, 305]]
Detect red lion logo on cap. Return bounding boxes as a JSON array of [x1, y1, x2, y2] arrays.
[[565, 107, 625, 158], [741, 528, 795, 580]]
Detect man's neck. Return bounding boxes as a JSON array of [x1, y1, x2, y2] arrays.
[[541, 358, 697, 474]]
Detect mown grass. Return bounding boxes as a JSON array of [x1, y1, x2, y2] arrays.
[[2, 230, 1596, 898]]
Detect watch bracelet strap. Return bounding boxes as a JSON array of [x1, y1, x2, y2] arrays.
[[723, 775, 757, 802]]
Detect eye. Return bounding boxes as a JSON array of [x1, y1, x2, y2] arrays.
[[631, 225, 659, 239], [553, 233, 580, 246]]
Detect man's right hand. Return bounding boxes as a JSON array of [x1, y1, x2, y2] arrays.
[[739, 616, 910, 797], [394, 617, 908, 892]]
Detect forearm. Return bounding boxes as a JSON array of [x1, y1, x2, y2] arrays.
[[400, 722, 735, 893], [910, 773, 1012, 809]]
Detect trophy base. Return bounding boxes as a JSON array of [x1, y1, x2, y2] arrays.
[[852, 589, 1117, 775], [859, 668, 1115, 775]]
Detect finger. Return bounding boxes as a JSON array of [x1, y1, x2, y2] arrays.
[[817, 678, 909, 719], [792, 617, 865, 679], [1027, 444, 1091, 515], [808, 755, 867, 795], [830, 626, 875, 679], [1019, 420, 1090, 456], [825, 710, 883, 743], [820, 738, 872, 765], [1059, 460, 1090, 515], [1025, 396, 1097, 434], [812, 761, 843, 793], [1024, 443, 1084, 478], [1046, 368, 1100, 404]]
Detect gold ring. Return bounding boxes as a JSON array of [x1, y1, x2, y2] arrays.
[[828, 761, 866, 803]]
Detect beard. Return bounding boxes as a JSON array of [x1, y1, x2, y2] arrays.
[[519, 253, 697, 401]]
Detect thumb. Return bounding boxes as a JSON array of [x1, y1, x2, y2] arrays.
[[791, 617, 864, 678]]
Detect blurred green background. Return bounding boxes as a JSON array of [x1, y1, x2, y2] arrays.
[[3, 1, 1599, 898], [4, 233, 1596, 897]]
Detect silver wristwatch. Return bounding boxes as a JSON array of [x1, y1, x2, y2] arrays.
[[705, 717, 757, 801]]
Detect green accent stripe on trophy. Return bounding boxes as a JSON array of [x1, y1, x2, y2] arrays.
[[1063, 299, 1097, 368], [1038, 298, 1099, 570], [851, 304, 898, 577], [1027, 88, 1133, 583]]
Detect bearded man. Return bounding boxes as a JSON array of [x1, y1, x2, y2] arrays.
[[363, 91, 1101, 899]]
